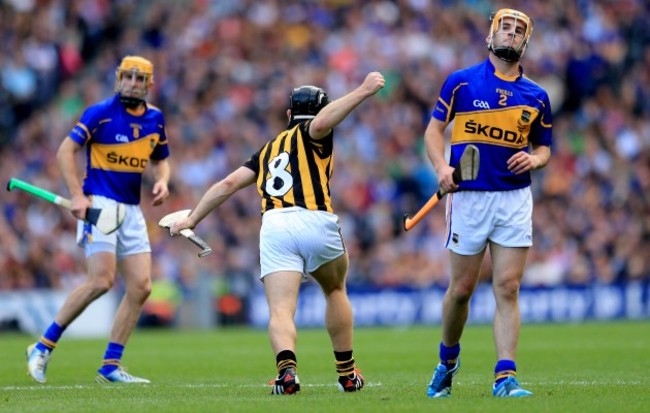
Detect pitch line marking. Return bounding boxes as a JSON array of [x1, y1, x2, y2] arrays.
[[1, 382, 383, 391], [4, 380, 646, 391]]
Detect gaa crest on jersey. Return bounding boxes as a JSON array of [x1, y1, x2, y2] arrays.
[[517, 110, 532, 134]]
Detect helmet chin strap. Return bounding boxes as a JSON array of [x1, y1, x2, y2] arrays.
[[491, 46, 522, 62], [119, 94, 145, 109]]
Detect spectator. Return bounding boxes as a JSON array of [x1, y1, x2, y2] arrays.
[[1, 0, 648, 299]]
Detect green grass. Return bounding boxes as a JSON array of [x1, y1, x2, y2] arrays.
[[1, 322, 648, 412]]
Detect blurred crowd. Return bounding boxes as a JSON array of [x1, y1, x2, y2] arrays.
[[1, 0, 649, 301]]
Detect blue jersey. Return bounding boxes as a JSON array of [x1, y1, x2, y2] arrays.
[[432, 59, 552, 191], [68, 94, 169, 204]]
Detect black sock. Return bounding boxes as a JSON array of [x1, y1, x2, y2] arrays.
[[334, 350, 355, 377], [276, 350, 297, 375]]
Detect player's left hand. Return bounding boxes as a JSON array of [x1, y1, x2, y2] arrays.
[[151, 181, 169, 206], [507, 151, 540, 175]]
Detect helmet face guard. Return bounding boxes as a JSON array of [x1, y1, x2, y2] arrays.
[[289, 85, 329, 122], [114, 56, 154, 107], [487, 9, 533, 62]]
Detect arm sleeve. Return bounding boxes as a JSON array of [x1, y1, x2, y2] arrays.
[[243, 147, 261, 172], [150, 114, 170, 160], [530, 92, 553, 148], [431, 72, 461, 124], [68, 107, 98, 146]]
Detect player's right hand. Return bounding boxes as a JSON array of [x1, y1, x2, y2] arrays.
[[169, 217, 195, 236], [70, 194, 92, 221], [362, 72, 385, 96], [437, 164, 459, 194]]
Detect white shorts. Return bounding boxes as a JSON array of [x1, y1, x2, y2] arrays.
[[445, 188, 533, 255], [259, 207, 346, 280], [76, 195, 151, 258]]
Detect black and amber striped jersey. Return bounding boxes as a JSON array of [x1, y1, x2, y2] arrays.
[[432, 58, 552, 191], [243, 121, 334, 214]]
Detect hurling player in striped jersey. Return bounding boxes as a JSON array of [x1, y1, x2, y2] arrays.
[[169, 72, 385, 395], [424, 9, 552, 398], [26, 56, 170, 384]]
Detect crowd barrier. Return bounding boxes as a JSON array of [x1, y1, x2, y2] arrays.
[[249, 281, 650, 328], [0, 290, 116, 337], [2, 281, 648, 337]]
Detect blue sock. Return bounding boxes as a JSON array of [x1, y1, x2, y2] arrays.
[[36, 322, 65, 352], [98, 342, 125, 375], [494, 359, 517, 385], [439, 342, 460, 367]]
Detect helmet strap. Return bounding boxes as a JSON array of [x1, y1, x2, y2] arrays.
[[488, 11, 528, 62], [119, 94, 146, 109], [491, 45, 522, 62]]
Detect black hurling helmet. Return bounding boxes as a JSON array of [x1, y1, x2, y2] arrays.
[[289, 85, 330, 122]]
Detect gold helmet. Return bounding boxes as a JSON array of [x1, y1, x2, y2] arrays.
[[487, 9, 533, 62], [114, 56, 154, 107]]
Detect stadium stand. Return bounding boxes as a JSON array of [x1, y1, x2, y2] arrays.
[[1, 1, 648, 325]]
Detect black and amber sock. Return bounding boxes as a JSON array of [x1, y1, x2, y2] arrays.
[[334, 350, 355, 378], [276, 350, 297, 376]]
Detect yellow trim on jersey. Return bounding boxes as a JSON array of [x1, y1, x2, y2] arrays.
[[257, 144, 269, 208], [75, 122, 91, 141], [263, 137, 285, 210], [439, 82, 468, 124], [535, 98, 553, 128], [493, 71, 520, 81], [314, 145, 332, 211], [436, 97, 451, 121], [281, 133, 296, 207], [90, 133, 159, 172], [296, 130, 316, 209]]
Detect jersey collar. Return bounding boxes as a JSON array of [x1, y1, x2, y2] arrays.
[[487, 58, 523, 82]]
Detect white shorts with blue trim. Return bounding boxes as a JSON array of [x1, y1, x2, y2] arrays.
[[445, 187, 533, 255], [259, 207, 346, 280], [76, 195, 151, 258]]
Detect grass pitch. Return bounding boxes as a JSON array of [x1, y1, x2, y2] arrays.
[[1, 322, 648, 412]]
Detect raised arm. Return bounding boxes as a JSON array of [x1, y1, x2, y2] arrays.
[[309, 72, 385, 140]]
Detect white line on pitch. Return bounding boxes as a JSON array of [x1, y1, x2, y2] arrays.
[[0, 382, 383, 391]]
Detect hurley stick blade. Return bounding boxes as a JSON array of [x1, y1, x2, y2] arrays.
[[159, 209, 213, 258], [86, 204, 126, 235], [456, 144, 480, 181], [403, 144, 480, 231], [7, 177, 125, 235], [158, 209, 192, 227]]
